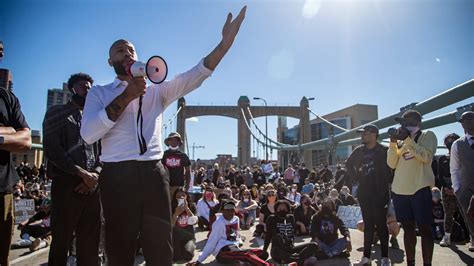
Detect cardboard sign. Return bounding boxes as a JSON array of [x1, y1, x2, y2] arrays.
[[14, 199, 35, 224], [336, 205, 362, 229]]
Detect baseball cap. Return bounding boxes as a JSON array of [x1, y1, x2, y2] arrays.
[[222, 200, 236, 210], [356, 124, 379, 135], [459, 111, 474, 122], [394, 110, 422, 124]]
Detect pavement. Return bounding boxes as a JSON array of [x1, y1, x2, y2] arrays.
[[8, 222, 474, 266]]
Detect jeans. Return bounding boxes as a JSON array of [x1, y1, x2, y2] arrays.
[[318, 238, 347, 257]]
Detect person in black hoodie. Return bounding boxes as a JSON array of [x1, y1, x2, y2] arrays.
[[346, 124, 393, 266], [263, 200, 318, 264], [311, 198, 351, 259]]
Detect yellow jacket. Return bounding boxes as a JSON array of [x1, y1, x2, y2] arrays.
[[387, 130, 437, 195]]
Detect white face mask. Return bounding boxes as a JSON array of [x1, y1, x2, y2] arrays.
[[291, 188, 297, 193], [169, 146, 179, 151], [406, 126, 420, 134], [244, 198, 249, 202]]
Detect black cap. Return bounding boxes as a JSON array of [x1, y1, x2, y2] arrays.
[[356, 124, 379, 135], [394, 110, 422, 124], [459, 111, 474, 122]]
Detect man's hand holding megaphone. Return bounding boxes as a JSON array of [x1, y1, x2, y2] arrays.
[[123, 76, 147, 100]]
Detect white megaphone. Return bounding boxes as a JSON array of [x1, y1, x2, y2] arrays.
[[127, 55, 168, 84]]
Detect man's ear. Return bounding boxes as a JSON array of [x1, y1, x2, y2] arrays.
[[108, 58, 113, 67]]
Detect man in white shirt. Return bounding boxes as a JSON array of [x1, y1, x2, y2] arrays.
[[450, 111, 474, 251], [80, 7, 246, 265]]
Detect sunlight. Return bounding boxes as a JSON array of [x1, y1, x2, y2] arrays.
[[302, 0, 322, 19]]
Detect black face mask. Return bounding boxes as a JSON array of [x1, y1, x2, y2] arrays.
[[446, 142, 453, 151], [72, 94, 86, 108], [276, 210, 287, 218]]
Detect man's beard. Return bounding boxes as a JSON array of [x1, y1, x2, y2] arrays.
[[112, 61, 129, 76]]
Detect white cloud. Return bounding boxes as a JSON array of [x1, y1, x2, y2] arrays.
[[187, 117, 199, 123], [302, 0, 322, 19]]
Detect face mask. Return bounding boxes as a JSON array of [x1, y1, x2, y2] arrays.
[[406, 126, 420, 134], [72, 94, 86, 108], [244, 198, 249, 202], [169, 146, 179, 151], [291, 188, 297, 193], [277, 210, 287, 218], [205, 192, 213, 200], [341, 191, 348, 196]]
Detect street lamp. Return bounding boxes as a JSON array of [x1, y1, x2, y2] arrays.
[[253, 97, 268, 162]]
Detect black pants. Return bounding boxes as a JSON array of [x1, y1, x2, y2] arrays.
[[172, 227, 195, 262], [48, 176, 101, 266], [360, 201, 389, 258], [21, 225, 50, 239], [100, 160, 172, 266], [271, 242, 318, 264]]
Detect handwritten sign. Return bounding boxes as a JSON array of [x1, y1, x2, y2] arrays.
[[336, 205, 362, 229], [14, 199, 35, 224]]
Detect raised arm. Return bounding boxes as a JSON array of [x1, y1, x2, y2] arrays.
[[204, 6, 247, 71]]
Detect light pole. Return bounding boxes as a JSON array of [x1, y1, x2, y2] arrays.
[[253, 97, 268, 162]]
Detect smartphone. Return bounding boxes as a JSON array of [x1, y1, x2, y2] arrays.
[[178, 198, 185, 206]]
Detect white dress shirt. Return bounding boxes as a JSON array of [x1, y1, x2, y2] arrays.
[[81, 59, 212, 162], [450, 133, 474, 192]]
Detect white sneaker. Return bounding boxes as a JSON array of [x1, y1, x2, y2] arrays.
[[354, 256, 371, 265], [469, 239, 474, 252], [381, 257, 391, 266], [439, 234, 451, 247], [29, 239, 47, 252]]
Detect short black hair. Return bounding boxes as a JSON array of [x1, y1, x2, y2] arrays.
[[67, 73, 93, 91]]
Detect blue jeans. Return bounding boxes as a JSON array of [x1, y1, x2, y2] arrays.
[[318, 238, 347, 257]]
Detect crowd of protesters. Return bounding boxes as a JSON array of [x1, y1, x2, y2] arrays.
[[2, 24, 474, 265]]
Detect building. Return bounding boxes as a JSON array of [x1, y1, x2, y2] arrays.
[[11, 130, 43, 168], [46, 82, 71, 110], [279, 104, 378, 168], [0, 68, 13, 91]]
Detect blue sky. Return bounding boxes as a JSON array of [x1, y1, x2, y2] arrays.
[[1, 0, 473, 160]]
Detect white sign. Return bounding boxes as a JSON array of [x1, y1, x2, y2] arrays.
[[14, 199, 35, 224], [336, 205, 362, 229]]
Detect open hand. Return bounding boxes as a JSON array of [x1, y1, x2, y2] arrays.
[[221, 6, 247, 50]]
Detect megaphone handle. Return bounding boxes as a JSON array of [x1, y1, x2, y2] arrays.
[[137, 96, 147, 155]]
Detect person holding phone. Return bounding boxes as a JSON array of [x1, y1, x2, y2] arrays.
[[171, 187, 198, 263]]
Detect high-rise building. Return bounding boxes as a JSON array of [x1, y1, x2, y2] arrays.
[[0, 68, 13, 91], [46, 82, 71, 109]]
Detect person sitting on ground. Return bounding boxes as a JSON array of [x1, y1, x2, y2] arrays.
[[13, 198, 52, 252], [197, 186, 219, 230], [301, 177, 315, 195], [311, 198, 352, 260], [339, 186, 356, 206], [294, 194, 317, 236], [263, 200, 318, 265], [287, 184, 302, 206], [328, 188, 343, 212], [253, 189, 276, 238], [171, 187, 198, 263], [192, 201, 270, 265], [236, 189, 258, 230]]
